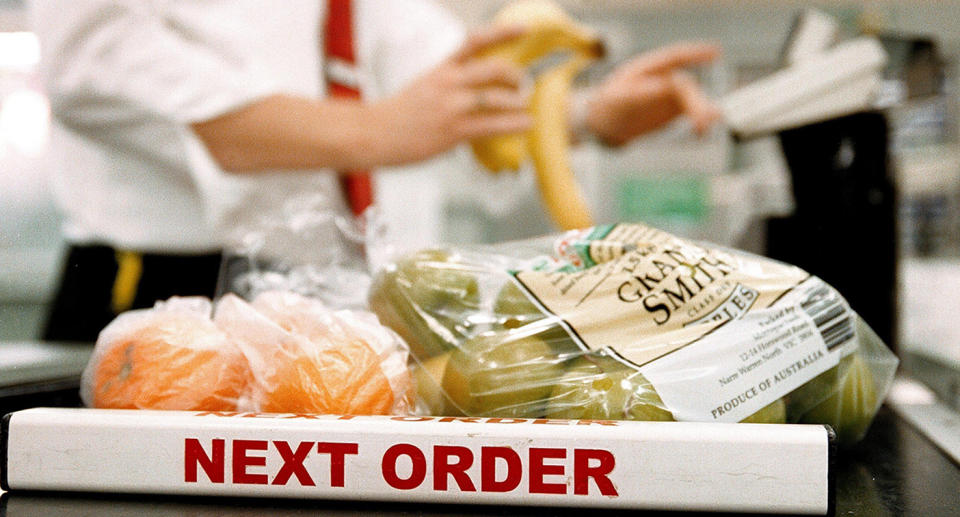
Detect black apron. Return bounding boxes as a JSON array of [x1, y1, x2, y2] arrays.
[[43, 245, 223, 343]]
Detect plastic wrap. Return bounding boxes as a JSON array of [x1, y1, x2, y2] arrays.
[[82, 292, 411, 415], [217, 193, 389, 310], [215, 291, 412, 415], [370, 222, 899, 444], [80, 297, 249, 411]]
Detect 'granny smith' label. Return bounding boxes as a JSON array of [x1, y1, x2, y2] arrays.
[[512, 223, 857, 422]]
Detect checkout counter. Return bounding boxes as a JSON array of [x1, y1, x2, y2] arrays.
[[0, 341, 958, 516]]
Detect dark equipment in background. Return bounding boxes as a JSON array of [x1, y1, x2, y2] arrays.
[[767, 111, 898, 350]]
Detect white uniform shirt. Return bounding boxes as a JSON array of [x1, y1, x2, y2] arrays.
[[30, 0, 465, 253]]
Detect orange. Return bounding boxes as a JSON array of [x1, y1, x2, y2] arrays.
[[243, 292, 408, 414], [256, 336, 396, 414], [90, 311, 250, 411]]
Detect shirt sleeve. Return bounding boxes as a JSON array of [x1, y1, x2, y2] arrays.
[[30, 0, 280, 152]]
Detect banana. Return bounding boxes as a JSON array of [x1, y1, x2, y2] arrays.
[[470, 0, 602, 230], [472, 133, 527, 173], [527, 53, 595, 230]]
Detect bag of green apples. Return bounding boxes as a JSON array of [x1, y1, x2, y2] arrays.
[[369, 223, 898, 444]]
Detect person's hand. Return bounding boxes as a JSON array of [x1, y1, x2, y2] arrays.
[[370, 25, 532, 165], [584, 42, 722, 147]]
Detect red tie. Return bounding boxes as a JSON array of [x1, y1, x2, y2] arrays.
[[324, 0, 373, 216]]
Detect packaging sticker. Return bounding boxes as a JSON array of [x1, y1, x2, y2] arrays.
[[512, 224, 858, 422]]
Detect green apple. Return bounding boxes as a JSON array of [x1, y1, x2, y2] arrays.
[[442, 334, 565, 418], [545, 355, 674, 422], [369, 249, 481, 360], [369, 268, 453, 359], [799, 353, 878, 444], [493, 282, 579, 354], [740, 398, 787, 424], [493, 282, 543, 328], [412, 352, 462, 416], [398, 249, 479, 312], [785, 356, 849, 422]]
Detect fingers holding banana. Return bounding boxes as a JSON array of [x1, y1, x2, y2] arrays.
[[451, 80, 532, 141], [462, 87, 528, 114], [451, 24, 528, 64], [444, 33, 534, 140], [457, 1, 722, 232], [378, 24, 533, 164], [457, 109, 532, 142], [456, 58, 525, 90], [467, 0, 603, 229], [454, 58, 531, 119]]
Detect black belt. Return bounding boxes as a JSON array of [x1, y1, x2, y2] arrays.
[[43, 245, 223, 343]]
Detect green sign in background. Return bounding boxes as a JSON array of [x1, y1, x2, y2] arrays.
[[615, 175, 710, 225]]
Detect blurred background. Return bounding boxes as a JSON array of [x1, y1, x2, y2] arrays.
[[2, 0, 959, 407]]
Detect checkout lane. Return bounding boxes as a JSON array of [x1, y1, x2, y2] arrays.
[[0, 341, 956, 517], [0, 405, 958, 516]]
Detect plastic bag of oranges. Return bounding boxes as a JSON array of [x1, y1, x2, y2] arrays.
[[81, 297, 250, 411], [82, 292, 412, 415], [215, 291, 412, 414]]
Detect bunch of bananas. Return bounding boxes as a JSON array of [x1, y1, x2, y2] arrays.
[[470, 0, 604, 230]]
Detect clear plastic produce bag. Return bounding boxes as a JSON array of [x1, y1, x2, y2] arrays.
[[82, 292, 412, 416], [369, 222, 899, 444], [215, 291, 412, 415], [80, 297, 250, 411], [217, 192, 391, 311]]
